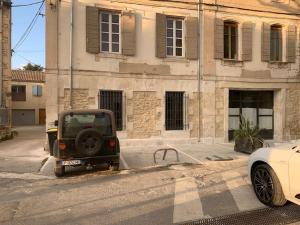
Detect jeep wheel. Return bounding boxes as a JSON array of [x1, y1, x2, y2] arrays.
[[54, 165, 65, 177], [75, 128, 103, 157]]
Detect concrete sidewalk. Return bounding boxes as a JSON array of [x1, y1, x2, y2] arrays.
[[119, 142, 248, 170]]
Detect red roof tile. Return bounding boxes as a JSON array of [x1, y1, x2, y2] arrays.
[[12, 70, 45, 83]]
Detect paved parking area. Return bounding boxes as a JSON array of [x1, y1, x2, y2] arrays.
[[119, 142, 247, 170], [0, 126, 47, 174]]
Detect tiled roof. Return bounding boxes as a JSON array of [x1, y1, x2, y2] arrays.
[[12, 70, 45, 83]]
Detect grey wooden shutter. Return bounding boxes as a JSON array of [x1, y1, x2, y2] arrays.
[[242, 22, 253, 61], [86, 6, 100, 54], [214, 18, 224, 59], [287, 25, 297, 63], [261, 22, 270, 62], [186, 17, 199, 60], [122, 12, 136, 56], [156, 13, 166, 58]]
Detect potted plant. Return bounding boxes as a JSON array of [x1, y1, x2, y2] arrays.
[[233, 116, 264, 154]]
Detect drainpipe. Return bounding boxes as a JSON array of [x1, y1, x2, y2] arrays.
[[56, 0, 60, 114], [69, 0, 74, 109], [197, 0, 203, 142], [0, 2, 3, 107]]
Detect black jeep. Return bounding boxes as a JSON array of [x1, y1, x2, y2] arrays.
[[52, 109, 120, 177]]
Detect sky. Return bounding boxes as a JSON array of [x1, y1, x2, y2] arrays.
[[11, 0, 45, 69]]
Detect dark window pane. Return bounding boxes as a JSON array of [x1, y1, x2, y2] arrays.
[[101, 33, 109, 42], [112, 24, 119, 33], [167, 47, 173, 56], [176, 30, 182, 38], [224, 25, 229, 35], [224, 34, 229, 58], [112, 34, 119, 42], [112, 43, 119, 52], [176, 20, 182, 29], [231, 26, 237, 36], [112, 14, 119, 23], [101, 13, 109, 22], [176, 48, 182, 56], [167, 20, 173, 28], [231, 35, 237, 59], [99, 91, 123, 131], [167, 38, 173, 47], [167, 29, 173, 37], [176, 39, 182, 47], [101, 23, 109, 32], [165, 92, 184, 130], [101, 42, 109, 52]]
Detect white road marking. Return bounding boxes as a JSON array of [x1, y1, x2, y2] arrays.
[[222, 171, 265, 211], [120, 154, 129, 170], [0, 172, 53, 180], [173, 177, 207, 224], [168, 145, 203, 164]]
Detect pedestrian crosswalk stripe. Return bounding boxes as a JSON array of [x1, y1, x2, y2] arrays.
[[222, 171, 265, 211], [173, 177, 208, 224]]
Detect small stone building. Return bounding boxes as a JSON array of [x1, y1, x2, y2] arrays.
[[46, 0, 300, 143], [11, 70, 46, 126]]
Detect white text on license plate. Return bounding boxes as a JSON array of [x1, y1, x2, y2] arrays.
[[62, 160, 81, 166]]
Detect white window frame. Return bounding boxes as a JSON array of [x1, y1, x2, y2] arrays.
[[166, 18, 185, 57], [32, 85, 42, 97], [100, 11, 121, 54]]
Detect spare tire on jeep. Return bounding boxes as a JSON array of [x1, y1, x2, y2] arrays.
[[75, 128, 103, 157]]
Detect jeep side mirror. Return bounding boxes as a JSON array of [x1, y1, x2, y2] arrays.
[[54, 120, 58, 126]]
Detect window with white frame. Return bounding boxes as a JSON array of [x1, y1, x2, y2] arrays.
[[32, 85, 42, 97], [100, 11, 121, 53], [166, 18, 184, 57]]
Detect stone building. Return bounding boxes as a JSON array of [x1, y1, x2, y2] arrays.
[[0, 0, 11, 128], [45, 0, 300, 143]]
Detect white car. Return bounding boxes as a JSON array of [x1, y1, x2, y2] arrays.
[[248, 143, 300, 207]]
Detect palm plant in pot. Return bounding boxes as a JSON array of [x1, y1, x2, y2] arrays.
[[233, 116, 264, 154]]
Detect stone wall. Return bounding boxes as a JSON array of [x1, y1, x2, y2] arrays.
[[1, 6, 11, 110], [63, 89, 95, 110], [127, 91, 161, 139], [215, 88, 225, 138], [189, 92, 200, 138], [285, 88, 300, 140]]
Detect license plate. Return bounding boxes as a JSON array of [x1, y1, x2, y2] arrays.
[[62, 160, 82, 166]]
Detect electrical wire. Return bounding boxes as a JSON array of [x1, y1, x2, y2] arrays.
[[12, 1, 44, 8], [12, 0, 45, 53], [13, 52, 40, 66]]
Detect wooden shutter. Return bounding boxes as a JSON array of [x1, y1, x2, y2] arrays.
[[261, 22, 270, 62], [122, 12, 136, 56], [242, 22, 253, 61], [214, 18, 224, 59], [186, 17, 199, 60], [156, 13, 166, 58], [287, 25, 297, 63], [86, 6, 100, 54]]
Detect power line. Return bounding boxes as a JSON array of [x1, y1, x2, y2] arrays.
[[12, 0, 45, 53], [12, 1, 44, 8], [13, 52, 41, 65]]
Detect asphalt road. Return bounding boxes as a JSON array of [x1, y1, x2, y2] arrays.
[[0, 127, 299, 225]]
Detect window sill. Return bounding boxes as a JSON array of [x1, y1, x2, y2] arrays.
[[268, 61, 289, 69], [163, 57, 189, 63], [96, 52, 126, 60], [221, 59, 244, 67]]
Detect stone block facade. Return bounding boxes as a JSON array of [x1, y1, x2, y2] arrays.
[[127, 91, 161, 139], [46, 0, 300, 143], [285, 88, 300, 140]]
